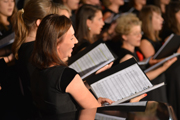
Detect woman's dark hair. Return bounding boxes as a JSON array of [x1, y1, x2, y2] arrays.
[[154, 0, 170, 13], [31, 14, 72, 69], [129, 0, 136, 8], [165, 1, 180, 35], [75, 4, 102, 43], [53, 0, 64, 4]]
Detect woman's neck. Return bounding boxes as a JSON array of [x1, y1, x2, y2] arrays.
[[160, 3, 166, 13], [108, 4, 120, 13], [153, 30, 158, 40], [25, 30, 37, 43], [65, 4, 72, 13], [89, 32, 96, 44], [134, 4, 143, 11], [0, 15, 9, 26], [122, 42, 135, 53]]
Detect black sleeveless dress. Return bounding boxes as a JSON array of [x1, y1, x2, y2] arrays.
[[140, 36, 168, 102], [141, 36, 162, 53], [128, 7, 140, 17], [161, 31, 180, 119], [0, 24, 13, 84], [113, 47, 139, 67], [31, 66, 79, 116]]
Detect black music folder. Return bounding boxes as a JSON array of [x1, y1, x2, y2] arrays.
[[86, 58, 164, 105], [68, 40, 116, 79], [153, 34, 180, 59], [144, 53, 180, 73], [0, 32, 15, 49], [97, 101, 147, 111]]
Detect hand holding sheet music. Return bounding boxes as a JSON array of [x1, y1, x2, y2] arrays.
[[96, 62, 113, 74], [130, 94, 147, 103], [86, 58, 164, 105], [144, 53, 180, 73], [91, 64, 152, 102]]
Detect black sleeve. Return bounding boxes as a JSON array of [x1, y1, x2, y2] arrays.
[[0, 58, 7, 82], [0, 58, 7, 68], [60, 68, 78, 92]]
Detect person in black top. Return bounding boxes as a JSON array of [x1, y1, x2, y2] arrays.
[[114, 13, 177, 103], [0, 0, 17, 59], [128, 0, 147, 17], [73, 4, 105, 55], [55, 0, 80, 29], [100, 0, 124, 41], [139, 5, 164, 59], [102, 0, 124, 29], [0, 0, 17, 40], [153, 0, 170, 19], [161, 2, 180, 119], [115, 13, 176, 80], [12, 0, 70, 76], [11, 0, 71, 118], [31, 14, 113, 116], [162, 1, 180, 40], [0, 0, 17, 91], [139, 5, 180, 117]]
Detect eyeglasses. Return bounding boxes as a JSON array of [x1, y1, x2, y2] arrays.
[[129, 31, 144, 36]]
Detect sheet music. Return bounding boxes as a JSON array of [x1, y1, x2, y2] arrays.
[[95, 113, 126, 120], [91, 64, 152, 101], [69, 43, 115, 79], [111, 82, 164, 105]]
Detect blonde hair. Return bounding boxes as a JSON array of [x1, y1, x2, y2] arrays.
[[115, 13, 141, 37], [12, 0, 64, 59], [139, 5, 161, 41], [52, 3, 71, 16]]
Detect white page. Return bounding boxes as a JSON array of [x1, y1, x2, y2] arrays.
[[95, 113, 126, 120], [69, 43, 115, 78], [91, 64, 152, 101], [111, 82, 164, 105]]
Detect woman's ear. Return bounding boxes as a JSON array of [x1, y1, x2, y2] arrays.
[[122, 35, 127, 41], [57, 44, 60, 55], [36, 19, 41, 27], [86, 19, 92, 29]]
